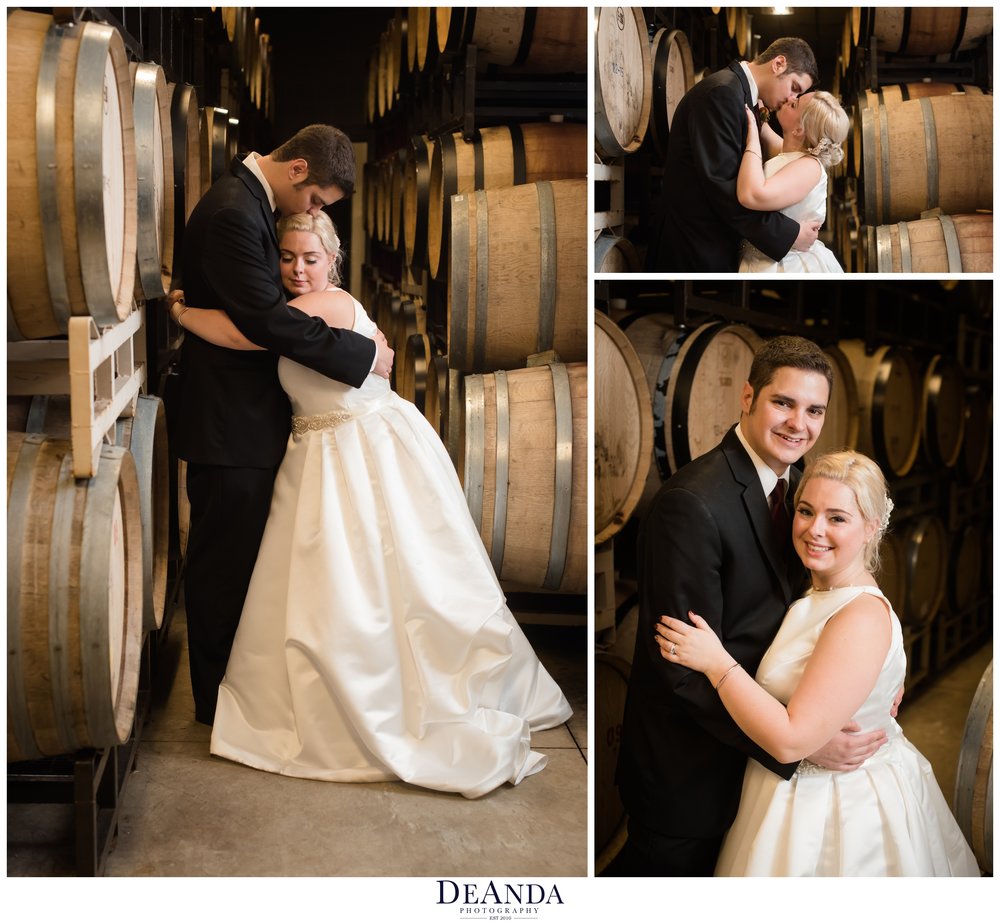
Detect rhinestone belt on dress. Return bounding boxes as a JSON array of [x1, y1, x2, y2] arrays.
[[290, 410, 352, 435]]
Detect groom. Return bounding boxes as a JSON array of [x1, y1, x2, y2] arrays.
[[611, 336, 889, 876], [173, 124, 394, 725], [645, 37, 821, 271]]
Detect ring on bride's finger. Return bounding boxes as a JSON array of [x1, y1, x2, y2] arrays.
[[669, 643, 677, 656]]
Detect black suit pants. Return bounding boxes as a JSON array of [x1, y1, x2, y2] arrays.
[[183, 463, 277, 724], [601, 820, 723, 877]]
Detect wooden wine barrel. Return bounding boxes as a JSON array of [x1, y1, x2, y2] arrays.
[[376, 30, 390, 117], [851, 84, 984, 176], [960, 384, 992, 483], [374, 160, 389, 244], [805, 345, 860, 465], [649, 28, 694, 157], [388, 14, 405, 96], [392, 296, 426, 365], [427, 122, 588, 279], [595, 313, 653, 545], [374, 285, 402, 341], [860, 95, 992, 226], [436, 7, 586, 72], [920, 355, 966, 468], [7, 10, 137, 338], [837, 340, 922, 477], [840, 10, 857, 71], [201, 106, 233, 189], [595, 653, 631, 874], [7, 435, 143, 762], [954, 661, 992, 875], [897, 515, 948, 628], [460, 363, 587, 593], [403, 135, 435, 268], [864, 213, 992, 273], [363, 161, 377, 234], [619, 313, 686, 513], [403, 7, 417, 71], [400, 332, 433, 413], [595, 234, 642, 273], [876, 531, 906, 618], [734, 9, 752, 56], [131, 62, 175, 300], [946, 523, 984, 614], [448, 179, 587, 373], [664, 322, 764, 473], [170, 82, 201, 282], [424, 354, 452, 440], [411, 5, 435, 71], [10, 395, 167, 627], [595, 6, 652, 159], [116, 396, 169, 632], [366, 42, 378, 123], [390, 148, 406, 250], [869, 8, 993, 56]]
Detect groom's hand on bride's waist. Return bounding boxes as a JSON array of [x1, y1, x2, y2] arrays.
[[373, 332, 394, 379], [791, 220, 821, 252], [806, 721, 889, 772]]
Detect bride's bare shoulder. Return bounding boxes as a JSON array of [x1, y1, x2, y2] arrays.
[[287, 288, 356, 329]]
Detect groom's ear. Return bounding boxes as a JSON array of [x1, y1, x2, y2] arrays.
[[287, 158, 310, 182], [771, 55, 788, 76]]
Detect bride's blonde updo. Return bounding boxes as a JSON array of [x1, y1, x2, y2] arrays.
[[799, 91, 849, 169], [793, 449, 893, 574], [277, 210, 345, 286]]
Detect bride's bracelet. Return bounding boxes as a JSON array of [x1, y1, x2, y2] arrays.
[[743, 150, 761, 159], [171, 301, 190, 328], [715, 662, 740, 691]]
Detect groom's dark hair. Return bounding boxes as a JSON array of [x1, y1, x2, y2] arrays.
[[272, 124, 356, 195], [754, 37, 819, 87], [746, 336, 833, 410]]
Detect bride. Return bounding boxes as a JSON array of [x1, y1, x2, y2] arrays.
[[657, 450, 979, 875], [167, 211, 572, 798], [737, 91, 848, 273]]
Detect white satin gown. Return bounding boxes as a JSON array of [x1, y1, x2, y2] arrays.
[[739, 151, 843, 273], [716, 586, 979, 876], [210, 291, 572, 798]]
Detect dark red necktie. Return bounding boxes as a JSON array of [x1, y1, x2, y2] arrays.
[[769, 479, 789, 545]]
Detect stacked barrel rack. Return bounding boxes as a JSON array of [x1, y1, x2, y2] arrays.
[[593, 279, 993, 871], [362, 8, 589, 622], [5, 6, 271, 875], [593, 7, 993, 273], [829, 8, 993, 273]]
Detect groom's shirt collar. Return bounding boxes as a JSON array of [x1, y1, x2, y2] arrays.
[[735, 420, 788, 497], [739, 60, 759, 106], [243, 152, 276, 213]]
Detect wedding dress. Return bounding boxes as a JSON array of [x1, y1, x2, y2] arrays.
[[716, 586, 979, 876], [739, 151, 843, 273], [210, 290, 572, 798]]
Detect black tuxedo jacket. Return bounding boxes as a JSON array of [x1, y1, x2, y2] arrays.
[[174, 158, 376, 467], [616, 426, 807, 839], [646, 62, 799, 271]]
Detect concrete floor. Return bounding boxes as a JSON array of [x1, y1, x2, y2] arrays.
[[7, 603, 588, 877]]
